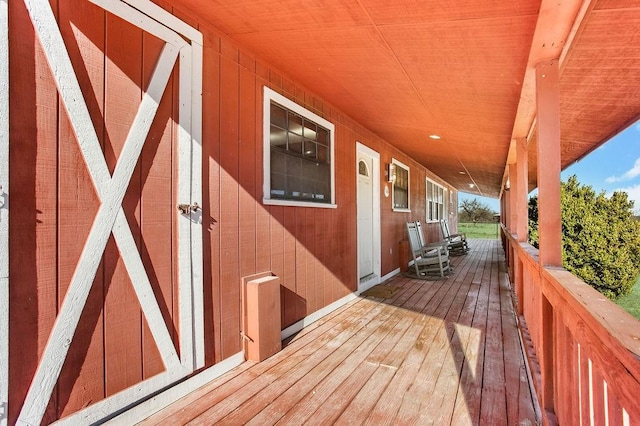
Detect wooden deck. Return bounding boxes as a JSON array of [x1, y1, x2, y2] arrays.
[[141, 239, 538, 425]]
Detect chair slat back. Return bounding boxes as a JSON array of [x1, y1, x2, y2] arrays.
[[444, 220, 452, 238], [406, 222, 422, 257], [415, 221, 427, 247], [440, 220, 453, 239]]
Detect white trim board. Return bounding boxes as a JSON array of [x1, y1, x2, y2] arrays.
[[122, 0, 202, 44], [189, 41, 205, 368], [281, 293, 358, 340], [282, 266, 400, 342], [358, 275, 380, 295], [380, 268, 401, 283], [391, 157, 411, 212], [104, 352, 244, 425], [0, 0, 8, 423]]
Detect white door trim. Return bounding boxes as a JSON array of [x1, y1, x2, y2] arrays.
[[9, 0, 203, 424], [0, 0, 9, 424], [356, 142, 381, 293]]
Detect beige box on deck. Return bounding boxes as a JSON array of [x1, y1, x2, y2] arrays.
[[245, 275, 281, 362]]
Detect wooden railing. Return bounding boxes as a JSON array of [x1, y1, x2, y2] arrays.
[[501, 225, 640, 425]]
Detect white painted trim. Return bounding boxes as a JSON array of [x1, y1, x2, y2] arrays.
[[104, 352, 244, 425], [56, 365, 189, 425], [189, 41, 205, 369], [380, 267, 401, 283], [426, 177, 447, 223], [263, 86, 336, 208], [358, 275, 380, 294], [177, 44, 195, 372], [122, 0, 203, 44], [391, 157, 410, 212], [356, 142, 381, 293], [282, 293, 358, 340], [262, 198, 338, 209], [90, 0, 187, 48], [282, 263, 398, 342], [0, 0, 8, 423]]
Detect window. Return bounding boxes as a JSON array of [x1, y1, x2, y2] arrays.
[[358, 160, 369, 177], [263, 87, 336, 208], [391, 159, 410, 211], [427, 179, 446, 221]]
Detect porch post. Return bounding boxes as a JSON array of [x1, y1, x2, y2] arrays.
[[509, 163, 517, 233], [535, 60, 562, 267], [516, 138, 528, 242], [504, 186, 511, 231], [514, 138, 528, 315], [536, 59, 561, 421]]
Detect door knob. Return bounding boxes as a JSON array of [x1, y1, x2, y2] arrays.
[[177, 202, 199, 215]]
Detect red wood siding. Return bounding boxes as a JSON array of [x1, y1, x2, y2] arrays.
[[7, 0, 459, 422], [56, 0, 106, 418]]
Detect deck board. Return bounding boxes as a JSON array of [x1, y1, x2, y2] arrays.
[[141, 239, 538, 425]]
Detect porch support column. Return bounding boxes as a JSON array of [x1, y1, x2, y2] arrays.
[[508, 163, 517, 233], [516, 138, 529, 242], [536, 59, 561, 422], [504, 187, 511, 230], [535, 60, 562, 267], [514, 138, 528, 315]]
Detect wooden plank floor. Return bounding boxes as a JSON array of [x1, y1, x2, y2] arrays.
[[141, 239, 539, 425]]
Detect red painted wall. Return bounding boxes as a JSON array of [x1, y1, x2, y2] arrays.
[[7, 0, 458, 422]]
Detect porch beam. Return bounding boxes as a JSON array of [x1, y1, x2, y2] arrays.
[[535, 60, 562, 267], [504, 0, 592, 177]]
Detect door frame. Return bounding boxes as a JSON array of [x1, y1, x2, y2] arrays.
[[356, 142, 381, 293], [0, 0, 8, 422], [1, 0, 203, 423]]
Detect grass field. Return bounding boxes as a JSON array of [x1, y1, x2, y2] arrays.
[[616, 278, 640, 321], [458, 220, 639, 320], [458, 222, 499, 239]]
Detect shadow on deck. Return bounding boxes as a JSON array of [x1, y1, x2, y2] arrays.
[[141, 239, 539, 425]]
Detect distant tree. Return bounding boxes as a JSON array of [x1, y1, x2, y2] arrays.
[[529, 175, 640, 299], [459, 198, 496, 223]]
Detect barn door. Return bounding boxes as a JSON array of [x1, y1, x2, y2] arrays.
[[3, 0, 203, 423]]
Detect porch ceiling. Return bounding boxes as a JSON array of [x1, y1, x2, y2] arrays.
[[173, 0, 640, 198]]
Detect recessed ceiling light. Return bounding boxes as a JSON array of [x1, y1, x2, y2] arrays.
[[459, 171, 466, 174], [429, 134, 441, 140], [469, 183, 475, 188]]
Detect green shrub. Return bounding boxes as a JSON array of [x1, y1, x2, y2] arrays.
[[528, 175, 640, 299]]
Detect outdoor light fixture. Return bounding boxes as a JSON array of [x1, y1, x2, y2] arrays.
[[387, 163, 396, 183]]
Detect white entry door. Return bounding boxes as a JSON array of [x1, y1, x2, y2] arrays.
[[356, 143, 381, 289], [358, 156, 374, 278]]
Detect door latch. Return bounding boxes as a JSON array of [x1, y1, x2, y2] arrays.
[[177, 202, 199, 215]]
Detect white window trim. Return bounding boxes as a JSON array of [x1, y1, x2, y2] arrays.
[[426, 178, 447, 223], [263, 86, 336, 209], [391, 158, 410, 212]]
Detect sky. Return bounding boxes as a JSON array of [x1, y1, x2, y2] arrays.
[[458, 119, 640, 214]]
